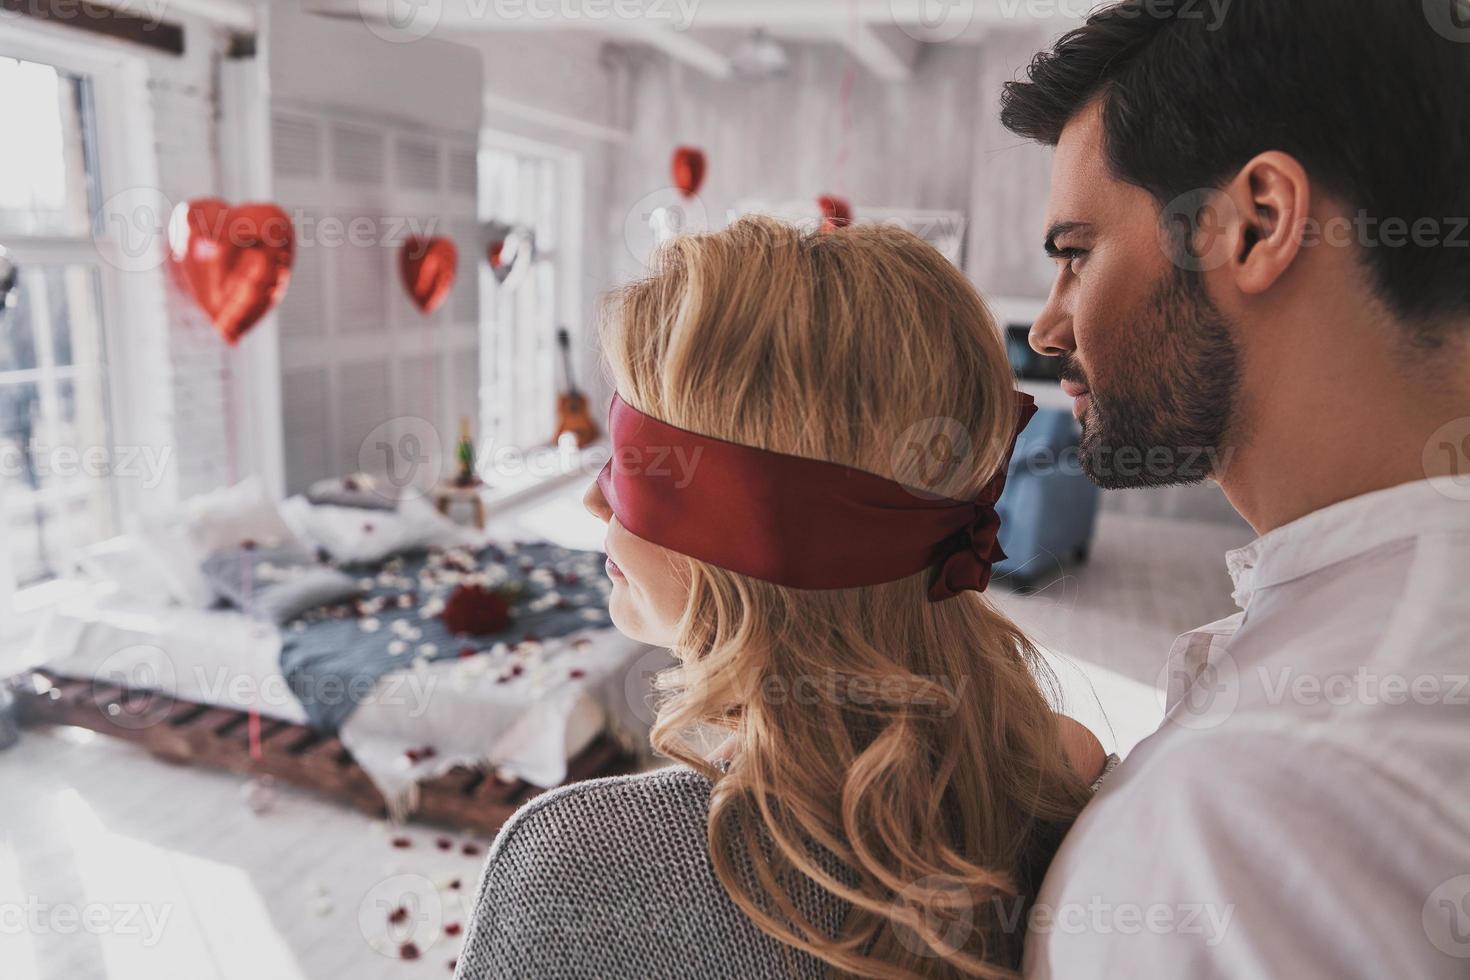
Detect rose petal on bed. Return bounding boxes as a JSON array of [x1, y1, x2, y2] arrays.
[[399, 942, 420, 960], [391, 836, 412, 849], [436, 837, 453, 851], [444, 922, 462, 936], [461, 842, 481, 856], [568, 669, 586, 680]]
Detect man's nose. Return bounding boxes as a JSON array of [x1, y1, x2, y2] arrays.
[[1029, 292, 1075, 357], [583, 474, 613, 524]]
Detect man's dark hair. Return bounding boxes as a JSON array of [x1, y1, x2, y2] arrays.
[[1001, 0, 1470, 335]]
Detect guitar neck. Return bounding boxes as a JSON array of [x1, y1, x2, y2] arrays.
[[557, 328, 580, 397]]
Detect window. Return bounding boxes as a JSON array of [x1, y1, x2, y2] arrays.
[[0, 56, 114, 599], [478, 137, 571, 453]]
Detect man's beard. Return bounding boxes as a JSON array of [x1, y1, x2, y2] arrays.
[[1064, 268, 1241, 489]]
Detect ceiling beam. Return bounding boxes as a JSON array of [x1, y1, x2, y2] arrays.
[[839, 23, 920, 81], [309, 0, 730, 75], [623, 22, 733, 78], [306, 0, 1073, 32]]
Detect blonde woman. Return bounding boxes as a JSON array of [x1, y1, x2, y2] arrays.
[[456, 216, 1111, 980]]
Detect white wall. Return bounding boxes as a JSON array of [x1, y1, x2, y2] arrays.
[[965, 26, 1060, 303], [267, 4, 485, 494], [149, 34, 235, 503], [604, 42, 986, 287], [597, 31, 1082, 307], [462, 30, 623, 413]]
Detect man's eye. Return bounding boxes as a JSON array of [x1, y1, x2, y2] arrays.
[[1052, 248, 1087, 274]]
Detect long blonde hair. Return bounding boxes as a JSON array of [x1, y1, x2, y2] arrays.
[[600, 215, 1090, 978]]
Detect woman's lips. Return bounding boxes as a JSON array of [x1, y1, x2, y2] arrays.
[[605, 556, 625, 580], [1060, 379, 1089, 398]]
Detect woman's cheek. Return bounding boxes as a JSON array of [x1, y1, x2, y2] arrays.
[[604, 529, 684, 646]]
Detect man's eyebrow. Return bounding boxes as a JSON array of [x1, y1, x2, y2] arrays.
[[1043, 221, 1092, 256]]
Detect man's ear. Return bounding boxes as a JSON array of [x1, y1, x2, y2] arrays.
[[1218, 151, 1311, 296]]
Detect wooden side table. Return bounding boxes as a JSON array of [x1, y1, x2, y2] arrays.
[[433, 482, 486, 529]]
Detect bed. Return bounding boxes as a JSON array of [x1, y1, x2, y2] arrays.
[[11, 477, 673, 832]]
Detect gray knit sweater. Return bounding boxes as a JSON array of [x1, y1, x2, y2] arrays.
[[454, 758, 1117, 979]]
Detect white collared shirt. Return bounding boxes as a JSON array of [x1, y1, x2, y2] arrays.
[[1025, 478, 1470, 979]]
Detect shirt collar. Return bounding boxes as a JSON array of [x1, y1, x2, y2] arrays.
[[1225, 477, 1470, 608]]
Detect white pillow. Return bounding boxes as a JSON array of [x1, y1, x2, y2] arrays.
[[78, 535, 182, 605], [280, 495, 468, 565], [185, 476, 304, 555], [114, 478, 307, 608], [141, 521, 219, 607]]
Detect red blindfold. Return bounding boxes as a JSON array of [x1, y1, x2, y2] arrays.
[[597, 392, 1037, 601]]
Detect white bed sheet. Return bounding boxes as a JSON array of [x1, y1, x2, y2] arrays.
[[28, 589, 657, 816]]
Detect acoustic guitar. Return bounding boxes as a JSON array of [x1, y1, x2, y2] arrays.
[[554, 327, 600, 448]]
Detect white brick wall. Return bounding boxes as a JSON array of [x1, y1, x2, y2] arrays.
[[147, 60, 235, 499]]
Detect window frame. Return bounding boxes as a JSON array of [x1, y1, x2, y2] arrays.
[[477, 127, 586, 460], [0, 25, 173, 621]]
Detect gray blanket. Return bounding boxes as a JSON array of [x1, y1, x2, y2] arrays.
[[280, 541, 613, 731]]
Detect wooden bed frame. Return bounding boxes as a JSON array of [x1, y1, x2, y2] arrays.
[[8, 669, 639, 836]]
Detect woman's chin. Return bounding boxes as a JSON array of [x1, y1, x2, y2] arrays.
[[607, 587, 673, 647]]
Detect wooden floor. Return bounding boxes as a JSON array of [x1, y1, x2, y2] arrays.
[[0, 511, 1252, 980]]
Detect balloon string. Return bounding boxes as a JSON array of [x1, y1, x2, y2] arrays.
[[220, 343, 264, 763], [671, 61, 685, 141], [424, 297, 436, 493], [831, 0, 859, 195]]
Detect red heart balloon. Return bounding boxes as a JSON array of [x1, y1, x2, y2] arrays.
[[671, 146, 706, 199], [400, 236, 457, 315], [167, 199, 294, 345], [817, 195, 853, 233]]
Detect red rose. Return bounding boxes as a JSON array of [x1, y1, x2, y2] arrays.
[[440, 584, 513, 636]]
